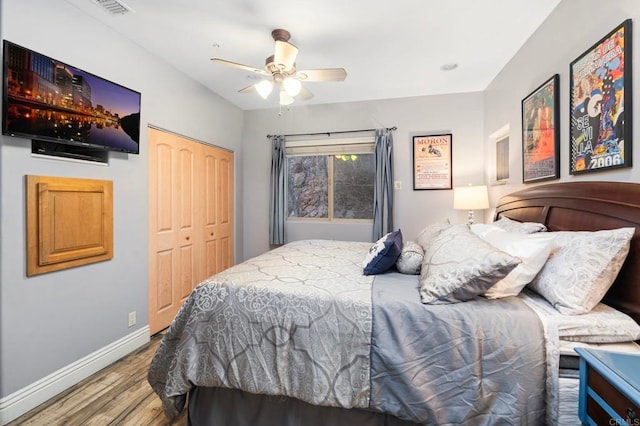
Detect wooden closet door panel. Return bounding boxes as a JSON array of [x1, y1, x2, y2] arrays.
[[149, 130, 180, 334], [176, 143, 198, 301], [202, 147, 234, 277], [202, 151, 218, 280], [216, 152, 234, 272], [155, 250, 174, 313]]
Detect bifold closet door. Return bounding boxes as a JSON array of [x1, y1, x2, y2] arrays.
[[148, 127, 234, 335]]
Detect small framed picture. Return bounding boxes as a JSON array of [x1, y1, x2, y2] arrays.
[[412, 134, 452, 190], [521, 74, 560, 183], [569, 19, 632, 174]]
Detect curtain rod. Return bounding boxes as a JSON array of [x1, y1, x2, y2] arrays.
[[267, 126, 397, 139]]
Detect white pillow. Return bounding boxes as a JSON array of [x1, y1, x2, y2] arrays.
[[519, 289, 640, 343], [395, 240, 424, 275], [420, 225, 521, 304], [492, 216, 547, 234], [471, 224, 556, 299], [528, 228, 635, 314]]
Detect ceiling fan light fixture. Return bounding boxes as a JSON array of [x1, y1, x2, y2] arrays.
[[255, 80, 274, 99], [279, 89, 294, 106], [283, 77, 302, 97]]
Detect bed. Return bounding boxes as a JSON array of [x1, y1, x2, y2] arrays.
[[148, 181, 640, 425]]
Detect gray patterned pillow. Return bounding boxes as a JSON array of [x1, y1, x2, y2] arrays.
[[396, 240, 424, 275], [528, 227, 635, 314], [493, 216, 547, 234], [420, 224, 521, 304], [416, 221, 451, 251]]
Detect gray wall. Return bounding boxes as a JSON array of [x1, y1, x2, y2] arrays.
[[0, 0, 244, 397], [242, 93, 486, 261], [483, 0, 640, 205]]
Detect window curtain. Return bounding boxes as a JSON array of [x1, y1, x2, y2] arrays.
[[269, 135, 286, 245], [372, 129, 394, 241]]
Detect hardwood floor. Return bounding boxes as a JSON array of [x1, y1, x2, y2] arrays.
[[8, 335, 187, 426]]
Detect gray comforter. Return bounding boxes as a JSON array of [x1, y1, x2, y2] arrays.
[[148, 239, 555, 424], [371, 273, 551, 424]]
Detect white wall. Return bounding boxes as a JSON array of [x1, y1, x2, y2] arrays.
[[242, 93, 485, 260], [483, 0, 640, 204], [0, 0, 243, 403]]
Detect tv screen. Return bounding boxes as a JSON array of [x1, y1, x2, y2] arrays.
[[2, 40, 141, 154]]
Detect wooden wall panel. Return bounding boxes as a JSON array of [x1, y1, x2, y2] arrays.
[[26, 175, 113, 276]]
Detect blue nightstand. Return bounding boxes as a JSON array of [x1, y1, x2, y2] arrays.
[[576, 348, 640, 425]]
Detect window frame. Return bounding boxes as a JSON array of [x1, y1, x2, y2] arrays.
[[285, 136, 375, 223]]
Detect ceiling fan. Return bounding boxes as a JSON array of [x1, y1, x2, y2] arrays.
[[211, 29, 347, 106]]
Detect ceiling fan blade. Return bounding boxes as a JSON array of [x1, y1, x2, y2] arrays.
[[238, 84, 257, 93], [296, 85, 314, 101], [211, 58, 270, 76], [296, 68, 347, 82], [274, 41, 298, 71]]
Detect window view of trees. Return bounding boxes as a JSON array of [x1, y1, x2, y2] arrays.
[[287, 154, 375, 220], [333, 154, 375, 219], [287, 156, 328, 218]]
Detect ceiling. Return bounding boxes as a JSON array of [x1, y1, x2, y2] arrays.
[[63, 0, 561, 111]]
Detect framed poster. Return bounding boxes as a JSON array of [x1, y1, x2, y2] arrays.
[[521, 74, 560, 183], [413, 134, 452, 190], [570, 19, 632, 174]]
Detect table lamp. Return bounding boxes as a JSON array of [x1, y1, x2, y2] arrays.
[[453, 185, 490, 225]]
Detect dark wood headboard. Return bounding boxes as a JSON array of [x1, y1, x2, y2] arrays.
[[495, 181, 640, 325]]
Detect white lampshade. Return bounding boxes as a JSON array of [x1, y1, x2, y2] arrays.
[[453, 185, 489, 225], [279, 87, 294, 105], [254, 80, 274, 99], [453, 185, 489, 210], [283, 77, 302, 96]]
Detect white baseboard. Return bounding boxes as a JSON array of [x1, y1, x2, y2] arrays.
[[0, 326, 150, 425]]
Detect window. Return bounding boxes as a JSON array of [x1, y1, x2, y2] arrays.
[[286, 137, 376, 221], [490, 124, 510, 185], [496, 136, 510, 182]]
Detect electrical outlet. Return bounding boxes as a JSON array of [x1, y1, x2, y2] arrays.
[[128, 311, 136, 327]]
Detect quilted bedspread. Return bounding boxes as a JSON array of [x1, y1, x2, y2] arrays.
[[148, 239, 374, 420], [148, 239, 556, 424]]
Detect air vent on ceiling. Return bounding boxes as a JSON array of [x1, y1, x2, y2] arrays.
[[91, 0, 134, 15]]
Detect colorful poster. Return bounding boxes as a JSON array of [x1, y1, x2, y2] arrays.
[[413, 134, 452, 190], [522, 75, 559, 183], [570, 20, 631, 174]]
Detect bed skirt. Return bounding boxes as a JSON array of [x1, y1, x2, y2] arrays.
[[188, 377, 581, 426], [188, 387, 419, 426]]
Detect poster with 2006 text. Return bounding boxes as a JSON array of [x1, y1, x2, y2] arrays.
[[570, 19, 632, 174]]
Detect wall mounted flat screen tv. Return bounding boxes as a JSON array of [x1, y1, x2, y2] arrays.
[[2, 40, 141, 154]]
